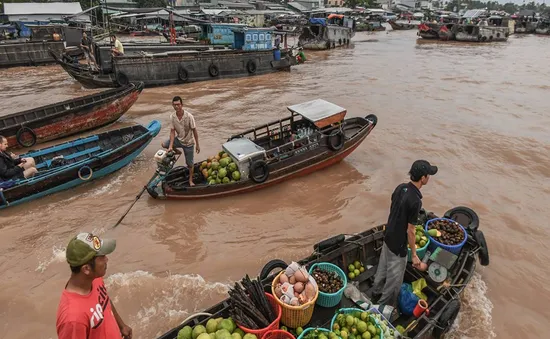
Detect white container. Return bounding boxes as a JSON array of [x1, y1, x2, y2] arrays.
[[154, 149, 167, 164], [222, 138, 266, 179]]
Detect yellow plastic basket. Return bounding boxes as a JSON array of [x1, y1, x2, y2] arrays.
[[271, 271, 319, 328]]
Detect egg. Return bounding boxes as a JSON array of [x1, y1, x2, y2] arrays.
[[293, 268, 310, 283], [274, 284, 283, 298], [304, 282, 316, 300], [294, 282, 305, 293], [289, 275, 296, 284], [279, 274, 289, 284]]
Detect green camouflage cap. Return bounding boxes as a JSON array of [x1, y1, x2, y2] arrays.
[[66, 233, 116, 266]]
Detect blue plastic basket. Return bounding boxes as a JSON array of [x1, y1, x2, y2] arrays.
[[407, 236, 431, 262], [425, 218, 468, 255], [329, 308, 384, 339], [308, 262, 347, 308], [296, 328, 331, 339]]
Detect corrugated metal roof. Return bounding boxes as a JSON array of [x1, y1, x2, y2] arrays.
[[4, 2, 83, 15]]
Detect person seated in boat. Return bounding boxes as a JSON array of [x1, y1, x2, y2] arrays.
[[0, 135, 38, 181], [162, 96, 201, 187], [371, 160, 438, 308], [110, 34, 124, 56]]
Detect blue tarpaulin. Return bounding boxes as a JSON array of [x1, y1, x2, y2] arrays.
[[309, 18, 327, 26]]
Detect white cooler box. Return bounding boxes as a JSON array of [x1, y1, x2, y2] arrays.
[[222, 138, 266, 180]]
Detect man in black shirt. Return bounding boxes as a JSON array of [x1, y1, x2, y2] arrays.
[[372, 160, 438, 307]]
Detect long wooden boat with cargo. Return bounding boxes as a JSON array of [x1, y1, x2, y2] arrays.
[[146, 99, 377, 200], [0, 82, 143, 148], [156, 205, 490, 339]]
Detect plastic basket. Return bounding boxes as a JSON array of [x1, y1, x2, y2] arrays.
[[407, 237, 431, 262], [367, 308, 398, 336], [296, 327, 331, 339], [329, 308, 384, 339], [262, 330, 296, 339], [425, 218, 468, 255], [237, 293, 282, 339], [308, 262, 347, 308], [271, 271, 319, 328]]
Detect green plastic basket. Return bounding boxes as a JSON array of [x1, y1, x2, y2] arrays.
[[296, 327, 331, 339], [308, 262, 347, 308], [329, 308, 384, 339]]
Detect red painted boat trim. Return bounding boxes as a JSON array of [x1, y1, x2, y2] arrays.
[[6, 90, 140, 148], [163, 126, 372, 200]]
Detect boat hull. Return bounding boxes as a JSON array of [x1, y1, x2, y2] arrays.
[[0, 121, 160, 209], [1, 82, 143, 148], [535, 27, 550, 35], [0, 41, 65, 68], [148, 117, 375, 200], [388, 21, 418, 30], [299, 25, 354, 50], [54, 48, 295, 89], [418, 23, 455, 40], [454, 25, 509, 42]]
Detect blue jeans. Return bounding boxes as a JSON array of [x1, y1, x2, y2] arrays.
[[162, 138, 194, 167]]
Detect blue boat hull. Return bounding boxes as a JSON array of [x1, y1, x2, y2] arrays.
[[0, 120, 161, 209]]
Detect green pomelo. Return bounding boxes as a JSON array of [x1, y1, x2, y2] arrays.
[[177, 326, 193, 339]]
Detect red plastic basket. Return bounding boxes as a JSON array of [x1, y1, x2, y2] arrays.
[[261, 330, 296, 339], [237, 293, 282, 339]]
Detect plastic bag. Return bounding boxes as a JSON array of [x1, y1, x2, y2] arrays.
[[398, 283, 419, 316], [412, 278, 428, 301]]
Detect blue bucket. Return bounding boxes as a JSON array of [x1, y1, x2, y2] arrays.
[[425, 218, 467, 255], [273, 49, 281, 61]]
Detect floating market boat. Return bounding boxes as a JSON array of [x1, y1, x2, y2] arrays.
[[0, 121, 160, 209], [388, 20, 418, 30], [453, 24, 509, 42], [535, 19, 550, 35], [146, 99, 377, 200], [156, 205, 490, 339], [52, 25, 298, 89], [0, 82, 143, 149], [417, 23, 455, 40], [298, 16, 356, 50]]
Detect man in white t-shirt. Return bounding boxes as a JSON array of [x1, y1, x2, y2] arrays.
[[162, 96, 201, 186]]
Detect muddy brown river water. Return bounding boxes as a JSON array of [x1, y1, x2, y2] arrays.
[[1, 30, 549, 339]]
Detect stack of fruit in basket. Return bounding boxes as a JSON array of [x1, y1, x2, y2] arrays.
[[279, 325, 304, 338], [299, 328, 339, 339], [427, 219, 465, 245], [332, 309, 401, 339], [177, 317, 257, 339], [311, 266, 344, 294], [408, 225, 428, 249], [200, 151, 241, 185], [346, 261, 365, 280], [273, 262, 318, 306]]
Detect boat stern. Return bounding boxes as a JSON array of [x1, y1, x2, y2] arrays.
[[147, 120, 162, 137]]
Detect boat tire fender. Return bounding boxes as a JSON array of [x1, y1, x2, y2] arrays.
[[116, 72, 129, 86], [474, 230, 489, 266], [16, 126, 37, 147], [457, 26, 464, 33], [246, 60, 257, 74], [328, 130, 345, 151], [443, 206, 479, 232], [432, 299, 460, 339], [259, 259, 288, 280], [78, 166, 93, 181], [338, 38, 342, 45], [250, 160, 269, 183], [365, 114, 378, 127], [314, 234, 345, 252], [178, 66, 189, 82], [208, 64, 219, 77]]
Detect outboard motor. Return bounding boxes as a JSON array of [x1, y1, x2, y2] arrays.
[[154, 149, 177, 175]]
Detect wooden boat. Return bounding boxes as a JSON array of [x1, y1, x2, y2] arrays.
[[52, 26, 297, 89], [417, 23, 455, 40], [156, 205, 490, 339], [298, 16, 355, 50], [0, 82, 144, 149], [0, 40, 65, 68], [535, 20, 550, 35], [0, 121, 161, 209], [388, 20, 418, 31], [146, 99, 377, 200], [453, 24, 509, 42]]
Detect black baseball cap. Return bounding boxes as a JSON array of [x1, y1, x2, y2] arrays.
[[409, 160, 438, 178]]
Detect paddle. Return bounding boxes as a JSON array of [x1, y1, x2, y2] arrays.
[[111, 154, 180, 229]]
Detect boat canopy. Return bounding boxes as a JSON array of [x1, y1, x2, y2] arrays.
[[287, 99, 347, 129]]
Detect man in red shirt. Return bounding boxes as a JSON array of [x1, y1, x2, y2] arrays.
[[56, 233, 133, 339]]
